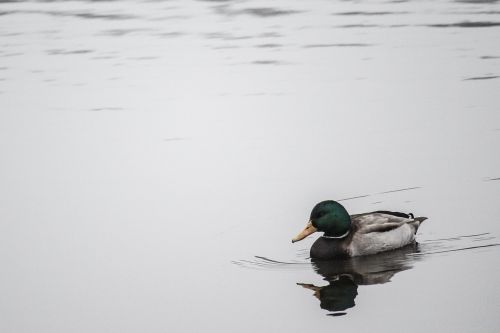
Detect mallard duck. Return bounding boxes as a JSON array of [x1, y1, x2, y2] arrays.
[[292, 200, 427, 259]]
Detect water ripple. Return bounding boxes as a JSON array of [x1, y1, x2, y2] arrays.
[[332, 11, 409, 16], [214, 5, 303, 18], [464, 75, 499, 80], [233, 233, 499, 270], [233, 236, 499, 316], [1, 9, 138, 20], [427, 21, 500, 28], [303, 43, 373, 48]]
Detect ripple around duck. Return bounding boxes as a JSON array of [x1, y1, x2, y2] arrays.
[[233, 233, 500, 271], [337, 186, 421, 202], [378, 186, 422, 194], [234, 233, 499, 316], [231, 255, 311, 271], [417, 233, 500, 255]]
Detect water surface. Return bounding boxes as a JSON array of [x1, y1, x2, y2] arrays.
[[0, 0, 499, 332]]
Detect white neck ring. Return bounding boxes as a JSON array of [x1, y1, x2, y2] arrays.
[[321, 230, 350, 239]]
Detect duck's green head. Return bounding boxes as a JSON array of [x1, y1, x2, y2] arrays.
[[292, 200, 351, 243]]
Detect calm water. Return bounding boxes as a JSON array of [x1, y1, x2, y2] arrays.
[[1, 0, 500, 331]]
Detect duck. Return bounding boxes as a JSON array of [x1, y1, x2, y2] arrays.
[[292, 200, 427, 259]]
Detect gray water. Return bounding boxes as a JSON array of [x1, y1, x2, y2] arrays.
[[1, 0, 500, 331]]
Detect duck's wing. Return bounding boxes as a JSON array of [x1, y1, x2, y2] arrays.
[[351, 211, 424, 234]]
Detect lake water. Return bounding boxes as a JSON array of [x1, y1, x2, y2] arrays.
[[1, 0, 499, 331]]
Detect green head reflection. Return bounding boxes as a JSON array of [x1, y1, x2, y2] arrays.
[[298, 243, 420, 316]]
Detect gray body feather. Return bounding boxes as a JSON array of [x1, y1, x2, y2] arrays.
[[310, 212, 427, 259]]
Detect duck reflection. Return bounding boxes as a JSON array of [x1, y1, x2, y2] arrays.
[[298, 243, 420, 316]]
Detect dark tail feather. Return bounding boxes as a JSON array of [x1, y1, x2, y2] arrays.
[[410, 217, 428, 234], [374, 210, 414, 219]]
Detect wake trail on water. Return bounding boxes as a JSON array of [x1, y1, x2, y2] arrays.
[[233, 232, 500, 270]]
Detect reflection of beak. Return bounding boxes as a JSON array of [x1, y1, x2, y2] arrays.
[[297, 283, 321, 300], [292, 221, 317, 243]]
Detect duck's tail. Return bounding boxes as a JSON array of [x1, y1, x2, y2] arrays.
[[406, 213, 428, 221], [409, 216, 428, 234]]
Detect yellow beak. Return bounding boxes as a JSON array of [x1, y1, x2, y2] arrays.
[[292, 221, 317, 243]]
